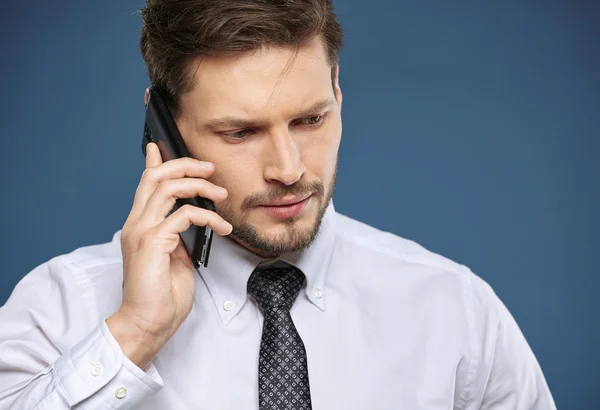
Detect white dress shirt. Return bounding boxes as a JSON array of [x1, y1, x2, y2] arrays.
[[0, 201, 555, 409]]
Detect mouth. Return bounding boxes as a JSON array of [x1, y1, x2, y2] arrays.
[[255, 193, 313, 220]]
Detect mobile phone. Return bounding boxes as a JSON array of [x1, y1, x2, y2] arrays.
[[141, 86, 215, 269]]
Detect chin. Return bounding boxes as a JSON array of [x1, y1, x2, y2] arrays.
[[231, 202, 324, 256]]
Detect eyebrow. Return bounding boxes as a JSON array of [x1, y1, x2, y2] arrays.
[[201, 98, 335, 131]]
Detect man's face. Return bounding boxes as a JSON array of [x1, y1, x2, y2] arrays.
[[176, 37, 342, 257]]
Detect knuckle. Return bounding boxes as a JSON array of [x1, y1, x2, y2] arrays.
[[207, 211, 220, 225], [196, 179, 211, 191], [121, 227, 134, 246], [138, 230, 154, 249], [176, 157, 194, 170], [141, 167, 157, 182], [156, 180, 173, 195], [180, 204, 196, 217], [178, 203, 192, 212], [183, 157, 198, 166]]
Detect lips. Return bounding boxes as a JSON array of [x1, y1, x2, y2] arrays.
[[256, 194, 313, 219], [261, 192, 312, 207]]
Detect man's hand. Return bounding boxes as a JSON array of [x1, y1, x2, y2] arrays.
[[106, 142, 232, 369]]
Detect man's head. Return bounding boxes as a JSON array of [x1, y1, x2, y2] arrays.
[[140, 0, 344, 257]]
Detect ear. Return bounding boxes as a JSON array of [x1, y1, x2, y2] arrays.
[[333, 65, 343, 108], [144, 87, 150, 105]]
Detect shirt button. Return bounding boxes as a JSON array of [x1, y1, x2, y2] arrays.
[[115, 386, 128, 399], [313, 288, 323, 299], [90, 363, 103, 377], [223, 301, 234, 311]]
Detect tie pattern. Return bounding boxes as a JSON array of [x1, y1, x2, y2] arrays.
[[247, 265, 312, 410]]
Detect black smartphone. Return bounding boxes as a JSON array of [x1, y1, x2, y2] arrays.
[[141, 86, 215, 269]]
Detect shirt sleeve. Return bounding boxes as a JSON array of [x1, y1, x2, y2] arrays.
[[467, 273, 557, 410], [0, 257, 164, 409]]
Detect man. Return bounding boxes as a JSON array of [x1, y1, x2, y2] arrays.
[[0, 0, 555, 409]]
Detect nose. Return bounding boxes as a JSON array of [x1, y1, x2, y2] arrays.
[[263, 129, 306, 185]]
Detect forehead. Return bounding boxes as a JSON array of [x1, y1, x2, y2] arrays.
[[181, 37, 333, 121]]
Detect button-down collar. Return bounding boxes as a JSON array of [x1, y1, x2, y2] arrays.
[[196, 201, 336, 326]]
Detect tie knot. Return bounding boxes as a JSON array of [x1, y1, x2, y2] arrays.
[[247, 264, 306, 311]]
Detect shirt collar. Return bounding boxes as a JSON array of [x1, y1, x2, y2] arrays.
[[196, 200, 337, 326]]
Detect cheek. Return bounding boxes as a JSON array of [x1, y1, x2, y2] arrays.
[[303, 118, 341, 178], [210, 156, 257, 202], [185, 135, 261, 212]]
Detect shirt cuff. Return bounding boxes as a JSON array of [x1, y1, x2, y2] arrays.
[[53, 320, 163, 408]]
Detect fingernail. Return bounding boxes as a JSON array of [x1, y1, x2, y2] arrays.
[[199, 161, 212, 168], [214, 186, 227, 195]]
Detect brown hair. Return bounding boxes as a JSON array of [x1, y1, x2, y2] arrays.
[[139, 0, 344, 118]]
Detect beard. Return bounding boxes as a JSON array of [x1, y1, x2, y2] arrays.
[[217, 162, 337, 258]]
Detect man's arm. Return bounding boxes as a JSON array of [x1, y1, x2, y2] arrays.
[[0, 258, 163, 410], [467, 274, 556, 410]]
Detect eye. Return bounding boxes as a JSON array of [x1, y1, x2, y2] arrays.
[[297, 114, 324, 126], [224, 129, 254, 139]]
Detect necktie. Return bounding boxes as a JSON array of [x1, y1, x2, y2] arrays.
[[247, 264, 313, 410]]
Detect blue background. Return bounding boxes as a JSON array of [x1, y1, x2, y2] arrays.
[[1, 1, 598, 407]]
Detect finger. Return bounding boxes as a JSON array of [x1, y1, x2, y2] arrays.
[[141, 178, 228, 226], [129, 142, 163, 221], [172, 237, 191, 264], [159, 204, 233, 237], [145, 142, 163, 168], [130, 157, 215, 221]]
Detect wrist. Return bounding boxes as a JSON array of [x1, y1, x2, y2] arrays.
[[106, 312, 168, 370]]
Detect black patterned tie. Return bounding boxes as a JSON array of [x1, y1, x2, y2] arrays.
[[247, 264, 313, 410]]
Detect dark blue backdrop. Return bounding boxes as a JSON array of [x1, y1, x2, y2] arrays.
[[1, 1, 598, 408]]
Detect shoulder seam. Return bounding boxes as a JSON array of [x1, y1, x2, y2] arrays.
[[337, 229, 469, 276]]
